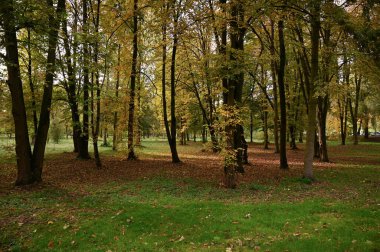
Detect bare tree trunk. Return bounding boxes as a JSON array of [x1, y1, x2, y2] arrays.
[[27, 28, 38, 144], [364, 112, 369, 139], [270, 20, 280, 154], [349, 74, 361, 145], [304, 0, 321, 180], [80, 0, 91, 159], [91, 0, 102, 168], [223, 0, 245, 187], [127, 0, 138, 160], [2, 0, 34, 185], [263, 110, 269, 149], [113, 45, 121, 151], [168, 1, 181, 163], [317, 97, 329, 162], [32, 0, 66, 181], [277, 20, 288, 169], [62, 5, 83, 154], [162, 2, 180, 163], [250, 110, 254, 143]]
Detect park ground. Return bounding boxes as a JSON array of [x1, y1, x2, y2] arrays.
[[0, 138, 379, 251]]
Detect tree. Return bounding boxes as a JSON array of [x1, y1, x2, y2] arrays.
[[277, 19, 288, 169], [1, 0, 65, 185], [223, 0, 246, 188], [127, 0, 139, 160], [303, 0, 321, 180], [161, 0, 181, 163]]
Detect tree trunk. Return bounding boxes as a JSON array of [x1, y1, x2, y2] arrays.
[[202, 124, 207, 143], [264, 110, 269, 149], [223, 0, 245, 187], [349, 74, 361, 145], [162, 3, 180, 163], [80, 0, 91, 159], [135, 60, 142, 146], [317, 97, 329, 162], [364, 116, 369, 139], [277, 20, 288, 169], [2, 0, 34, 185], [62, 9, 82, 154], [32, 0, 66, 180], [314, 131, 320, 158], [90, 0, 102, 168], [303, 1, 321, 180], [250, 110, 254, 143], [113, 45, 121, 151], [27, 28, 38, 144], [127, 0, 138, 160], [270, 20, 280, 154], [168, 3, 181, 163]]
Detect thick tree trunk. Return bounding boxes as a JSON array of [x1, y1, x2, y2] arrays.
[[304, 1, 321, 180], [278, 20, 288, 169], [223, 0, 245, 187], [32, 0, 66, 180], [80, 0, 91, 159], [127, 0, 138, 160], [91, 0, 102, 168], [270, 21, 280, 154], [2, 1, 34, 185], [62, 11, 82, 154], [27, 28, 38, 143], [317, 97, 329, 162]]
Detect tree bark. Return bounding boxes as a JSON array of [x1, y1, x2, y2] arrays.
[[303, 0, 321, 180], [277, 20, 288, 169], [270, 20, 280, 154], [223, 0, 246, 187], [127, 0, 138, 160], [161, 2, 180, 163], [80, 0, 91, 159], [2, 0, 34, 185], [168, 5, 181, 163], [113, 44, 121, 151], [62, 5, 83, 154], [91, 0, 102, 168], [32, 0, 66, 181], [26, 28, 38, 143], [317, 96, 329, 162], [349, 74, 361, 145]]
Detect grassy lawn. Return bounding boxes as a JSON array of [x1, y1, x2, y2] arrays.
[[0, 137, 379, 251]]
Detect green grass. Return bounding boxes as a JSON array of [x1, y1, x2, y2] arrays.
[[1, 174, 378, 251], [0, 137, 379, 251]]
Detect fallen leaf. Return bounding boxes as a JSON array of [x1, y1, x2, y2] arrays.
[[48, 240, 54, 249]]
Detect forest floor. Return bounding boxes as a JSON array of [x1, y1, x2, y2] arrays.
[[0, 138, 379, 251]]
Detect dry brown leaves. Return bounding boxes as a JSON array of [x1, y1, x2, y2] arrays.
[[0, 142, 377, 195]]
